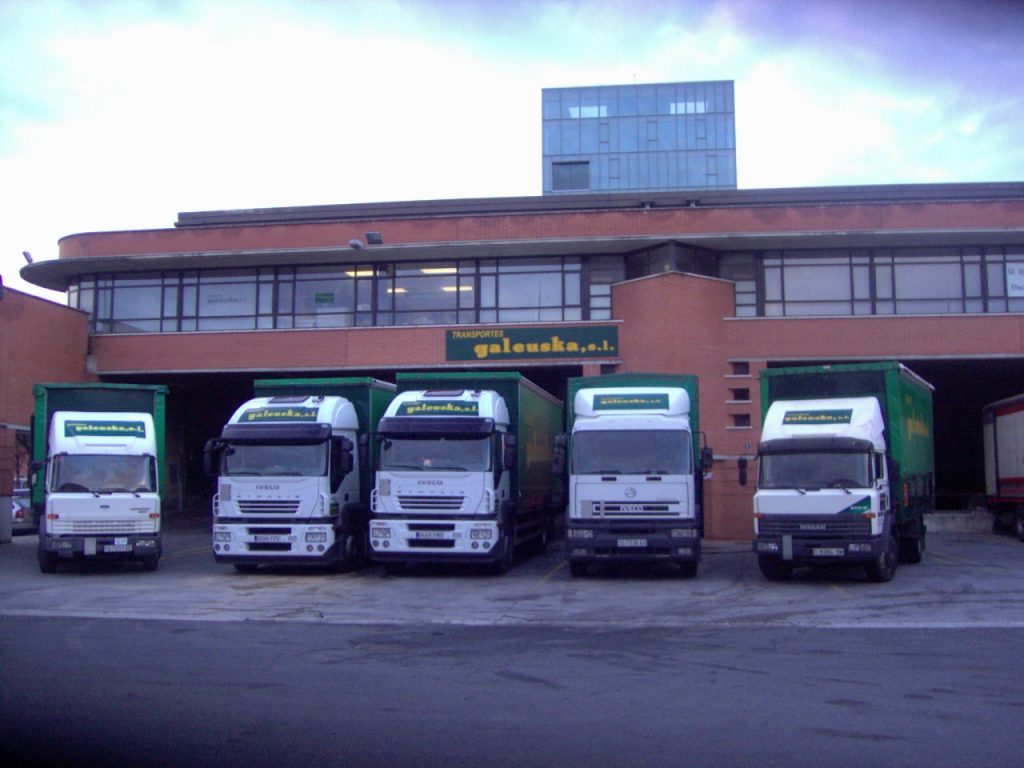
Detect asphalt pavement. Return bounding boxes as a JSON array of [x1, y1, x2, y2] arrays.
[[1, 518, 1021, 630]]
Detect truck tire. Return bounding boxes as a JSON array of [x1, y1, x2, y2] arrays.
[[757, 556, 792, 581], [569, 561, 588, 578], [141, 556, 160, 572], [900, 530, 925, 564], [676, 561, 698, 578], [38, 545, 58, 574], [234, 563, 259, 574], [866, 529, 899, 583], [533, 519, 550, 555], [492, 531, 514, 575]]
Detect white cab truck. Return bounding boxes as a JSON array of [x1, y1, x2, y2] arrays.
[[563, 374, 709, 578], [205, 377, 395, 572], [753, 362, 935, 582], [370, 371, 563, 574], [33, 383, 167, 573]]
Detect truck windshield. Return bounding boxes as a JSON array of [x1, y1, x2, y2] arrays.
[[222, 442, 328, 477], [51, 454, 156, 493], [759, 451, 871, 490], [572, 430, 692, 475], [379, 436, 491, 472]]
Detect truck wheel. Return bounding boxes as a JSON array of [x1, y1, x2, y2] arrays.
[[866, 530, 899, 583], [676, 561, 698, 579], [569, 561, 588, 578], [141, 556, 160, 572], [492, 532, 514, 575], [757, 556, 792, 581], [38, 546, 59, 574], [900, 532, 925, 564], [533, 520, 549, 555], [234, 563, 259, 574]]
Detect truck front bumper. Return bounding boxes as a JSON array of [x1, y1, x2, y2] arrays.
[[40, 533, 161, 561], [212, 519, 348, 566], [368, 519, 504, 564], [566, 520, 701, 564], [753, 534, 884, 564]]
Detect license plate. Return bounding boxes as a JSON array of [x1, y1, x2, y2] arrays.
[[252, 535, 284, 543], [812, 547, 845, 557], [415, 531, 448, 540], [105, 543, 132, 552], [617, 538, 648, 547]]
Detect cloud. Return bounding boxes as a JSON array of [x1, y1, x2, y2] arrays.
[[2, 0, 1023, 298]]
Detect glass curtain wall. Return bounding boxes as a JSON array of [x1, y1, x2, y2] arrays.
[[72, 257, 589, 334]]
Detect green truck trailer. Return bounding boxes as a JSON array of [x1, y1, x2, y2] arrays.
[[753, 362, 935, 582], [31, 383, 168, 572], [563, 373, 709, 577], [369, 371, 563, 573], [206, 377, 395, 571]]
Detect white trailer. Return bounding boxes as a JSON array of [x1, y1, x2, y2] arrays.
[[983, 393, 1024, 541]]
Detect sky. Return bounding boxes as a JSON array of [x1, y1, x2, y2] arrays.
[[2, 0, 1023, 300]]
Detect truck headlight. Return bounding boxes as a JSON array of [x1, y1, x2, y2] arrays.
[[757, 541, 780, 552], [848, 542, 872, 553], [568, 528, 594, 539], [213, 531, 232, 543], [671, 528, 697, 539], [470, 528, 493, 540], [370, 527, 391, 539], [305, 531, 328, 544]]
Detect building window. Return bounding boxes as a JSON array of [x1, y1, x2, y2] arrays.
[[77, 256, 594, 334], [552, 161, 590, 191], [730, 361, 750, 377]]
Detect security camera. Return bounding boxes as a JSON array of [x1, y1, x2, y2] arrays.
[[349, 239, 364, 250]]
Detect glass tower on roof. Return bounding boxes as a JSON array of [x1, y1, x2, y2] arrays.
[[542, 80, 736, 195]]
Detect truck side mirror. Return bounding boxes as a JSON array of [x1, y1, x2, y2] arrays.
[[700, 446, 714, 473], [737, 456, 748, 487], [503, 434, 517, 470], [337, 437, 355, 475], [552, 433, 568, 477], [330, 437, 355, 492], [202, 439, 223, 477]]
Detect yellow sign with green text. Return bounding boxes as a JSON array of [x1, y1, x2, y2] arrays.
[[446, 326, 619, 362]]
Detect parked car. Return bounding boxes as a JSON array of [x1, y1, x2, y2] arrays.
[[11, 489, 35, 535]]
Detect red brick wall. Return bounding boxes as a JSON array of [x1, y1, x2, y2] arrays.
[[611, 272, 757, 539], [58, 198, 1024, 260], [0, 288, 92, 494]]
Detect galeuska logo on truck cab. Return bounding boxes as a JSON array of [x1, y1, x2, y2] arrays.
[[64, 420, 147, 438], [782, 409, 853, 425], [594, 393, 670, 410], [242, 407, 319, 422], [398, 401, 479, 416]]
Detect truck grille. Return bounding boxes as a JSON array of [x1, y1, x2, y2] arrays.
[[237, 499, 301, 515], [54, 520, 156, 535], [758, 515, 871, 539], [397, 495, 464, 512], [593, 502, 681, 518]]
